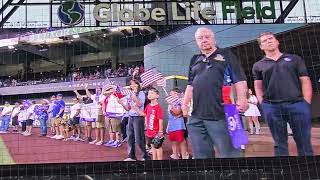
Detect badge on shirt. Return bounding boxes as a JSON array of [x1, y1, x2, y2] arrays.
[[214, 54, 225, 61], [284, 57, 292, 62]]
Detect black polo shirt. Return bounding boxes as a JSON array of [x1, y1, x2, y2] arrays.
[[252, 53, 308, 103], [188, 48, 247, 120]]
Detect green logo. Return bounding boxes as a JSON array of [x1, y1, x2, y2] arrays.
[[222, 0, 275, 20]]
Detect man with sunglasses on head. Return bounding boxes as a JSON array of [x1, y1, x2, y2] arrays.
[[182, 27, 249, 159]]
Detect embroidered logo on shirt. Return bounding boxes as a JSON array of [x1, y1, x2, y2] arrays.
[[214, 54, 225, 61], [284, 57, 292, 62]]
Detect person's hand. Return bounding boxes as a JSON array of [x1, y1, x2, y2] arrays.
[[181, 104, 189, 117], [117, 97, 123, 104], [158, 132, 164, 138], [236, 99, 249, 112]]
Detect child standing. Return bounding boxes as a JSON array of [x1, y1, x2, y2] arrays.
[[11, 102, 21, 133], [133, 88, 164, 160], [37, 99, 49, 137], [166, 88, 188, 160]]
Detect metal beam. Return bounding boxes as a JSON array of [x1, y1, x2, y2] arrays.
[[18, 45, 49, 59], [0, 0, 14, 16], [80, 37, 101, 50], [0, 0, 25, 27], [275, 0, 299, 23]]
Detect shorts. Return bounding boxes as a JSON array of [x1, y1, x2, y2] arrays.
[[69, 117, 80, 125], [105, 117, 121, 133], [168, 130, 185, 142], [26, 119, 34, 126], [95, 115, 105, 128], [85, 121, 96, 128], [11, 116, 19, 126], [54, 117, 65, 126]]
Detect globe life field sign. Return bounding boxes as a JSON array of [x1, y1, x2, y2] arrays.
[[58, 0, 276, 26]]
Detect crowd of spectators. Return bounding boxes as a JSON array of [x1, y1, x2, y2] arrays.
[[0, 63, 144, 88]]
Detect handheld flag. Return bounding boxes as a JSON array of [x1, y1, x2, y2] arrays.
[[140, 68, 163, 87], [224, 104, 248, 149], [116, 85, 133, 96]]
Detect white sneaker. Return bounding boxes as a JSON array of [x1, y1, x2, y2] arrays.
[[170, 154, 179, 160], [95, 141, 103, 145], [50, 135, 58, 139], [55, 135, 64, 140], [89, 139, 98, 144], [75, 137, 85, 142], [21, 131, 27, 135], [124, 158, 136, 161], [23, 132, 31, 136]]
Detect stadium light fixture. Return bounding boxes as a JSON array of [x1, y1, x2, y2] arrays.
[[72, 34, 80, 39], [8, 45, 15, 49]]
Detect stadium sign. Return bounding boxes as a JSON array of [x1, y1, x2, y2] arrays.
[[222, 0, 276, 20], [58, 0, 276, 26]]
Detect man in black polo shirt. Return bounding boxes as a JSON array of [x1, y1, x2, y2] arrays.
[[253, 32, 313, 156], [182, 27, 249, 159]]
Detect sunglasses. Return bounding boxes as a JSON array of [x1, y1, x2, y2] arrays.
[[202, 58, 213, 69]]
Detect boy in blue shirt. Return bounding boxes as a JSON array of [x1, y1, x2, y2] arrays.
[[166, 88, 189, 159]]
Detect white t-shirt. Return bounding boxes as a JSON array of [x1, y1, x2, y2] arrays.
[[90, 94, 106, 115], [11, 107, 21, 118], [80, 103, 97, 119], [18, 109, 28, 122], [1, 106, 13, 116], [70, 103, 81, 118], [27, 105, 36, 120]]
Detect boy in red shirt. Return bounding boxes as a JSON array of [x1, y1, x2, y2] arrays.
[[132, 87, 164, 160]]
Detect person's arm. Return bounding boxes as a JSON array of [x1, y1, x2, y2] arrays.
[[131, 105, 145, 116], [74, 109, 81, 118], [85, 88, 92, 98], [131, 92, 144, 107], [300, 76, 312, 104], [56, 102, 65, 117], [117, 97, 130, 111], [182, 55, 197, 117], [234, 81, 249, 112], [227, 50, 248, 112], [73, 90, 82, 99], [166, 122, 170, 134], [254, 80, 264, 104], [296, 56, 312, 104], [158, 119, 163, 137]]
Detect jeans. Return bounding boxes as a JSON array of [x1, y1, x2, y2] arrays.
[[187, 117, 240, 159], [121, 117, 129, 140], [127, 116, 148, 159], [0, 115, 11, 132], [39, 117, 48, 135], [261, 100, 313, 156]]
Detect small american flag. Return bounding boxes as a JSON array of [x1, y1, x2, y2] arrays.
[[140, 68, 163, 87], [116, 86, 133, 96], [165, 95, 182, 104], [156, 78, 166, 87]]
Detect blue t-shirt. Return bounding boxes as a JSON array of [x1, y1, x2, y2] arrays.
[[167, 103, 186, 132], [128, 91, 145, 117], [52, 100, 65, 117], [36, 105, 49, 120]]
